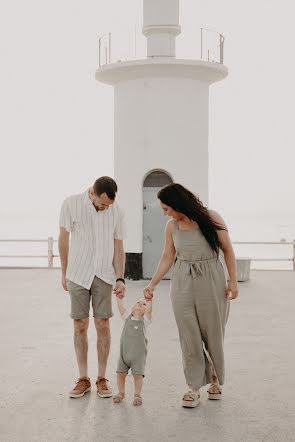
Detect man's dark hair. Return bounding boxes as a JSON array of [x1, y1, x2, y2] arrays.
[[93, 176, 117, 200]]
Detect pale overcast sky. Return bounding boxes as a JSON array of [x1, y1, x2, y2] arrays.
[[0, 0, 294, 237]]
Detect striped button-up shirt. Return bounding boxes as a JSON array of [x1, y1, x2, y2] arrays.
[[59, 189, 127, 289]]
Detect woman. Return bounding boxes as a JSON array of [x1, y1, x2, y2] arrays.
[[143, 183, 238, 408]]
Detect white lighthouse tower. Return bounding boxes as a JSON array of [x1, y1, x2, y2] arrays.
[[96, 0, 228, 279]]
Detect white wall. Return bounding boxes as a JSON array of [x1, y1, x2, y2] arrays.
[[114, 76, 209, 252]]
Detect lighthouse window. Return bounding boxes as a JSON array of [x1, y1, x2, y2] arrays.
[[143, 171, 173, 188]]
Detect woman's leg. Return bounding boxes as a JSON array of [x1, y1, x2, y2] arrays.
[[170, 281, 207, 392], [193, 263, 230, 386]]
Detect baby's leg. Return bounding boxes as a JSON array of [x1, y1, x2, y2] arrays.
[[133, 374, 143, 394], [117, 372, 128, 393], [113, 372, 127, 403], [117, 373, 128, 393], [133, 374, 143, 405]]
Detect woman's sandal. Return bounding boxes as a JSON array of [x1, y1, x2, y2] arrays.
[[133, 394, 143, 406], [113, 392, 125, 403], [207, 384, 222, 400], [182, 391, 200, 408]]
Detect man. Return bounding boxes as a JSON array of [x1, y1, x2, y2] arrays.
[[58, 176, 127, 399]]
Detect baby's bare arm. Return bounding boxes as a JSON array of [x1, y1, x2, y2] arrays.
[[116, 296, 126, 316], [145, 300, 152, 321]]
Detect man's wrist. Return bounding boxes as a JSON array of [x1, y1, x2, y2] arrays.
[[116, 278, 125, 285]]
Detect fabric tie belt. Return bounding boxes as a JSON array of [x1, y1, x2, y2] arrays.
[[176, 257, 218, 279]]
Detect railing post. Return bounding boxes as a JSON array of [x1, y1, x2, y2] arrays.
[[293, 239, 295, 271], [109, 32, 112, 64], [134, 25, 137, 58], [48, 237, 54, 268], [220, 34, 224, 64], [200, 27, 203, 59], [99, 37, 101, 67]]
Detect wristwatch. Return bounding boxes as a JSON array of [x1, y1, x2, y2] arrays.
[[116, 278, 125, 285]]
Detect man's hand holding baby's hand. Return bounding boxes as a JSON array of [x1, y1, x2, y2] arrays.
[[113, 281, 126, 299]]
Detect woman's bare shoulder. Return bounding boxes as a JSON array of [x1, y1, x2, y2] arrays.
[[166, 218, 175, 233], [208, 209, 220, 219], [208, 209, 227, 227]]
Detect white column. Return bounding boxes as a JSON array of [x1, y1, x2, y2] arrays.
[[142, 0, 181, 57], [114, 76, 209, 253]]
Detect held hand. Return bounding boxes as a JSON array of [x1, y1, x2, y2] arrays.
[[113, 281, 126, 299], [226, 280, 238, 300], [143, 285, 155, 300], [62, 274, 68, 291]]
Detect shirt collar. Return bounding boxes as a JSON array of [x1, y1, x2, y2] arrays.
[[84, 188, 99, 214]]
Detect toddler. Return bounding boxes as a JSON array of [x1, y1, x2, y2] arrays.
[[113, 295, 152, 406]]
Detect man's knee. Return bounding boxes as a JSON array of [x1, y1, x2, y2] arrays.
[[94, 318, 110, 333], [73, 318, 89, 336]]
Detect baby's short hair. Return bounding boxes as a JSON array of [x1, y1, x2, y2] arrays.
[[134, 299, 146, 306]]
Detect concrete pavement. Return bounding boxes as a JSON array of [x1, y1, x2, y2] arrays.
[[0, 269, 294, 442]]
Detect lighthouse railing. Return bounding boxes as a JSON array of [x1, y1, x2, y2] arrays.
[[98, 25, 225, 67]]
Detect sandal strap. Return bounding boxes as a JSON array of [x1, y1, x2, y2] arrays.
[[207, 384, 222, 394], [183, 391, 199, 401]]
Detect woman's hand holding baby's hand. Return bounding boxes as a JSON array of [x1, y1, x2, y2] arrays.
[[226, 280, 238, 300], [143, 285, 154, 300]]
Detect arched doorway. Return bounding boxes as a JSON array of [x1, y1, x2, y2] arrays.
[[142, 170, 173, 279]]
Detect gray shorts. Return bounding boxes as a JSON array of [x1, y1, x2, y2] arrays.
[[66, 277, 113, 320]]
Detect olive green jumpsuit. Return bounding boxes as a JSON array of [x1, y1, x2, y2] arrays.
[[170, 221, 230, 390]]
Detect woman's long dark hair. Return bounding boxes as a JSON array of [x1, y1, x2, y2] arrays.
[[157, 183, 226, 256]]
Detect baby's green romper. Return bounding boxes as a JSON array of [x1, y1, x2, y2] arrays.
[[116, 314, 148, 376]]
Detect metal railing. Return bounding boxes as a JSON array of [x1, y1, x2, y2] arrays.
[[98, 25, 225, 67], [0, 239, 295, 270], [0, 238, 57, 268], [99, 33, 111, 67], [200, 28, 224, 64], [232, 240, 295, 270]]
